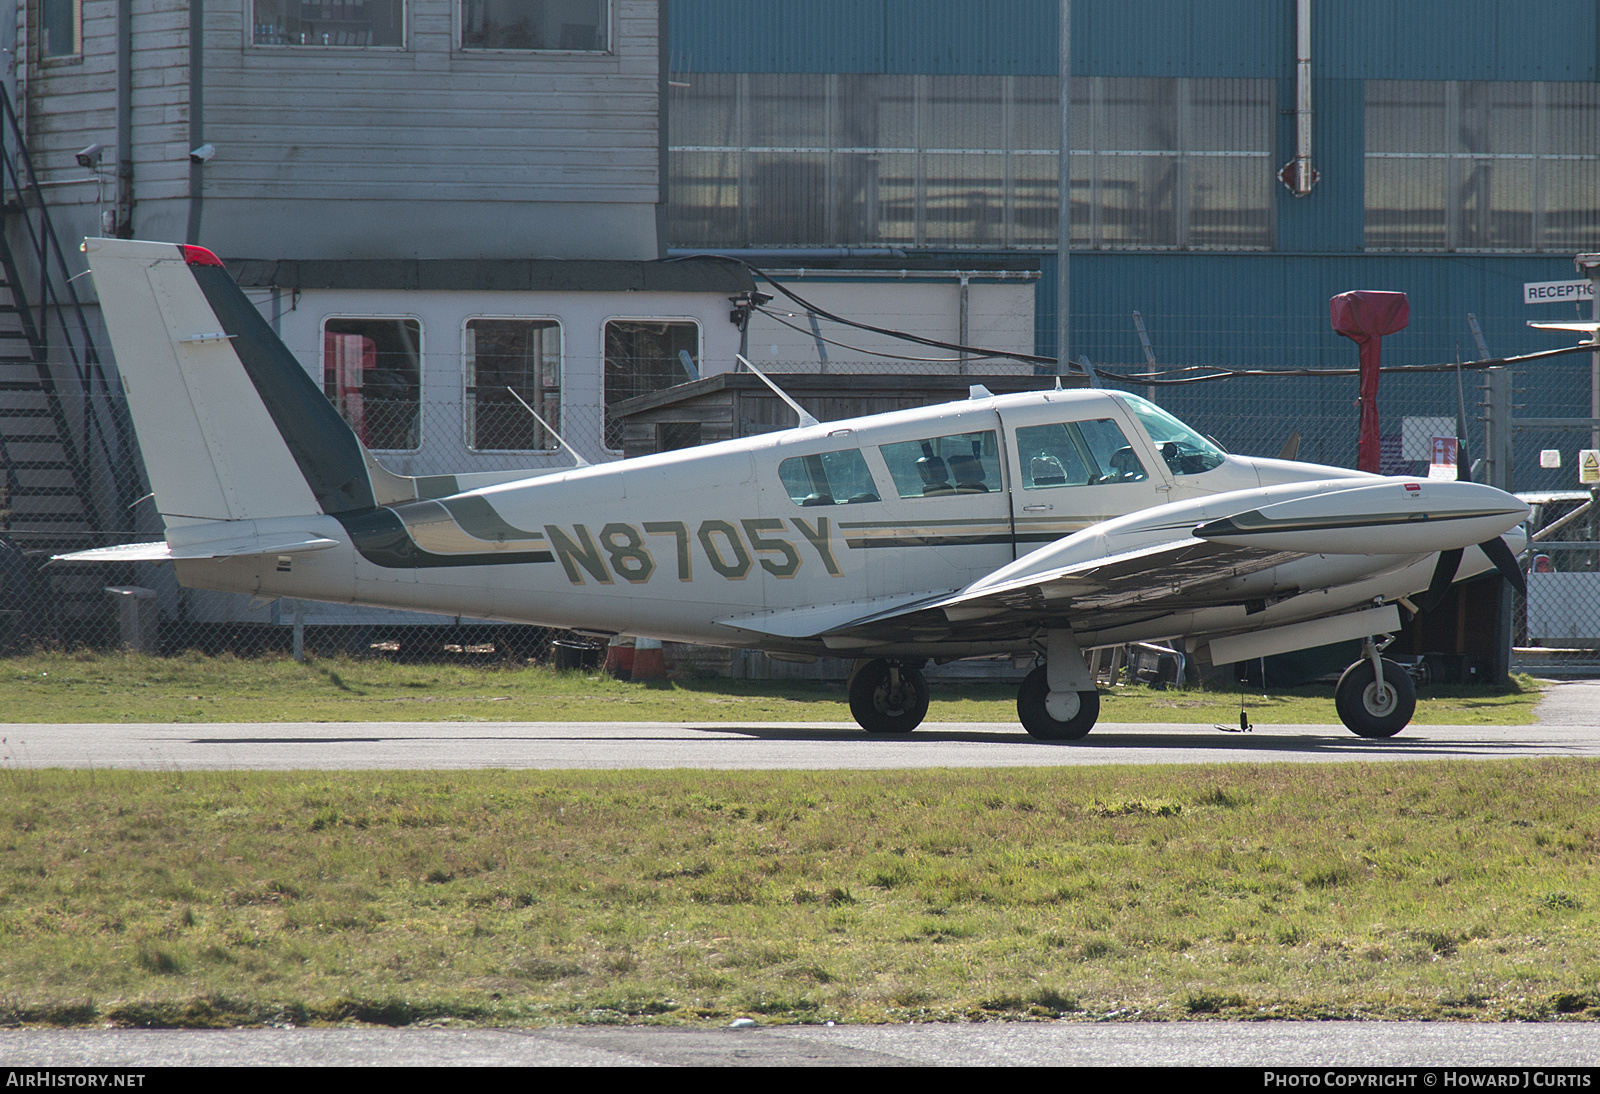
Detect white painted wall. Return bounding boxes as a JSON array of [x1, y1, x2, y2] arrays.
[[270, 285, 743, 474], [741, 278, 1037, 375]]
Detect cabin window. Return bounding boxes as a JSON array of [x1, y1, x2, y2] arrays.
[[252, 1, 406, 47], [464, 318, 561, 452], [460, 0, 609, 51], [602, 320, 700, 452], [1120, 395, 1226, 477], [878, 431, 1001, 499], [778, 449, 879, 507], [41, 0, 82, 56], [322, 317, 422, 451], [1016, 420, 1147, 488]]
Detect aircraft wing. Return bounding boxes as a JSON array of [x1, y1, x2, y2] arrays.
[[741, 477, 1530, 649], [811, 536, 1304, 648]]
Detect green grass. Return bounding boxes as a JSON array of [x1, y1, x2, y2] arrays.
[[0, 650, 1543, 725], [1, 763, 1597, 1027]]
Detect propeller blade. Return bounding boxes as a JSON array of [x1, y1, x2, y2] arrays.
[[1420, 548, 1464, 613], [1479, 536, 1527, 597], [1277, 430, 1301, 461]]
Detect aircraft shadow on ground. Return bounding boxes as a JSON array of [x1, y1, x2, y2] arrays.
[[680, 723, 1559, 756]]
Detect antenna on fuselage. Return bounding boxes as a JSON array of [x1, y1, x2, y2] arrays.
[[735, 354, 820, 428], [505, 387, 592, 467]]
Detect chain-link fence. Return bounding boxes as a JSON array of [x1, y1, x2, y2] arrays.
[[4, 302, 1596, 674]]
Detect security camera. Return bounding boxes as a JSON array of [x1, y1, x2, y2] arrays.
[[75, 143, 104, 168], [189, 143, 216, 164]]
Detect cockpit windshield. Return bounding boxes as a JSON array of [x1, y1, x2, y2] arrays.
[[1119, 395, 1226, 477]]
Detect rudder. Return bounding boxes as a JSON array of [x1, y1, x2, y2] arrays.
[[87, 238, 381, 526]]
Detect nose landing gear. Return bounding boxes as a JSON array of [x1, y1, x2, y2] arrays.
[[1335, 638, 1416, 738]]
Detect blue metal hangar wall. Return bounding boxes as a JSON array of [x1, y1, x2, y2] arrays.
[[664, 0, 1600, 488]]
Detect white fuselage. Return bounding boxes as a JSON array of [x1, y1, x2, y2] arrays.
[[170, 388, 1510, 658]]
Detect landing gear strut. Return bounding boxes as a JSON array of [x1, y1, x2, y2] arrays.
[[1016, 666, 1100, 740], [1334, 639, 1416, 738], [1015, 629, 1102, 740], [848, 658, 929, 733]]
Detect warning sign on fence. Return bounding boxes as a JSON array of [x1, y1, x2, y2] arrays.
[[1581, 449, 1600, 485]]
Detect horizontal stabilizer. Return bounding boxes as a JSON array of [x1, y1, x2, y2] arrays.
[[55, 532, 339, 563]]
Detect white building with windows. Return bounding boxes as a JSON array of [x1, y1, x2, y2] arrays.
[[16, 0, 754, 473], [8, 0, 759, 635]]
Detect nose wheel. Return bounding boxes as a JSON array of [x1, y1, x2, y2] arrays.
[[1334, 655, 1415, 738], [848, 659, 930, 733]]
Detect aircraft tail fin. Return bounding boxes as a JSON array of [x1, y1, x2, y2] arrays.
[[86, 238, 400, 527]]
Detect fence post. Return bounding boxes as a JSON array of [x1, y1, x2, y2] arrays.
[[1481, 367, 1513, 491]]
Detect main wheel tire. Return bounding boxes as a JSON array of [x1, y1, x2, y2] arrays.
[[1016, 665, 1100, 740], [848, 659, 929, 733], [1334, 657, 1416, 738]]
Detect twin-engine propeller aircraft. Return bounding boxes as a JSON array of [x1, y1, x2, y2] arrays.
[[67, 238, 1532, 740]]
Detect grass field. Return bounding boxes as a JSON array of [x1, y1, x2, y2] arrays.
[[0, 650, 1544, 726], [0, 652, 1569, 1028], [1, 762, 1597, 1028]]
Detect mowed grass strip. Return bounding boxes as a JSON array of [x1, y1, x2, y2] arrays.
[[0, 651, 1542, 725], [1, 762, 1596, 1027]]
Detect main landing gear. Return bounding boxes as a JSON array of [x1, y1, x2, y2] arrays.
[[847, 658, 930, 733], [1016, 666, 1100, 740], [847, 630, 1105, 742], [1334, 638, 1416, 738]]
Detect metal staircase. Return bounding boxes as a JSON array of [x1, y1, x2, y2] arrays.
[[0, 83, 142, 643]]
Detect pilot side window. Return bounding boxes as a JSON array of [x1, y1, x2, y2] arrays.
[[1120, 394, 1227, 476], [323, 317, 422, 451], [878, 431, 1001, 499], [465, 318, 561, 451], [1016, 419, 1148, 488], [778, 449, 879, 506]]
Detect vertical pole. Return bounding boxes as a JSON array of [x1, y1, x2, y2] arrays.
[[958, 273, 970, 375], [1133, 310, 1157, 401], [1482, 367, 1512, 491], [1292, 0, 1314, 196], [185, 0, 204, 245], [1056, 0, 1071, 376], [806, 311, 830, 374], [115, 0, 133, 237], [1580, 255, 1600, 454]]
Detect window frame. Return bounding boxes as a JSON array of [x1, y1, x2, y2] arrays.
[[776, 447, 881, 507], [249, 0, 409, 50], [1363, 79, 1600, 254], [320, 313, 425, 454], [601, 316, 702, 455], [40, 0, 84, 60], [461, 315, 565, 454], [876, 429, 1004, 501], [457, 0, 612, 54], [1013, 418, 1149, 490]]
